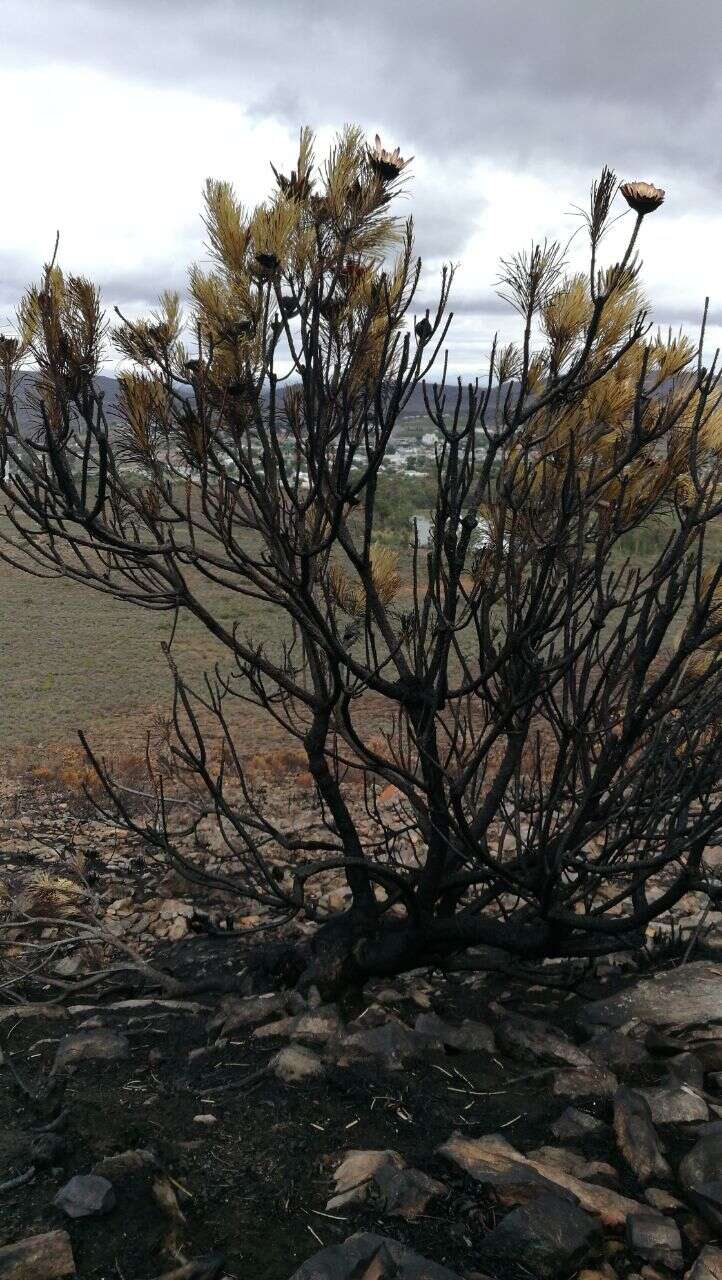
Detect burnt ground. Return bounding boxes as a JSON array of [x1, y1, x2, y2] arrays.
[[0, 938, 709, 1280]]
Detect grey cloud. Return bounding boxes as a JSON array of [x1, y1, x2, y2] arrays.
[[4, 0, 721, 178], [3, 0, 722, 345]]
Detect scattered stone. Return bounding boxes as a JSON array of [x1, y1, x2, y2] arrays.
[[527, 1146, 617, 1182], [686, 1246, 722, 1279], [372, 1164, 446, 1220], [54, 1173, 116, 1219], [552, 1106, 606, 1140], [583, 963, 722, 1031], [691, 1036, 722, 1074], [553, 1068, 618, 1099], [345, 1004, 389, 1033], [327, 1150, 404, 1209], [644, 1187, 683, 1213], [414, 1011, 495, 1054], [680, 1133, 722, 1191], [626, 1212, 684, 1271], [646, 1027, 688, 1057], [685, 1183, 722, 1233], [51, 1029, 129, 1075], [91, 1149, 157, 1179], [641, 1085, 709, 1125], [342, 1020, 437, 1065], [613, 1087, 670, 1183], [291, 1010, 342, 1047], [668, 1053, 706, 1091], [159, 897, 194, 921], [209, 993, 285, 1036], [477, 1192, 600, 1279], [438, 1132, 643, 1227], [495, 1010, 595, 1070], [193, 1114, 218, 1125], [326, 1148, 445, 1221], [252, 1016, 296, 1041], [0, 1230, 75, 1279], [270, 1045, 325, 1084], [586, 1029, 649, 1074], [287, 1230, 461, 1279]]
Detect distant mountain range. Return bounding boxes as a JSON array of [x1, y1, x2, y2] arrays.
[[11, 373, 485, 437]]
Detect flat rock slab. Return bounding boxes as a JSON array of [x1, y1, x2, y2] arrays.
[[209, 993, 286, 1036], [586, 1029, 650, 1073], [582, 963, 722, 1031], [327, 1149, 445, 1221], [414, 1012, 495, 1054], [271, 1044, 325, 1083], [686, 1182, 722, 1232], [680, 1133, 722, 1189], [495, 1011, 595, 1070], [626, 1211, 683, 1271], [478, 1192, 600, 1279], [52, 1029, 129, 1075], [687, 1245, 722, 1279], [553, 1068, 618, 1099], [327, 1150, 405, 1210], [0, 1230, 75, 1279], [613, 1086, 670, 1183], [552, 1107, 606, 1140], [341, 1021, 438, 1064], [438, 1132, 643, 1227], [288, 1230, 461, 1279], [53, 1173, 116, 1219], [640, 1084, 709, 1125]]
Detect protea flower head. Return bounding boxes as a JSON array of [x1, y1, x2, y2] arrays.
[[0, 334, 19, 360], [341, 258, 370, 287], [255, 252, 280, 273], [309, 194, 330, 224], [271, 162, 312, 203], [223, 319, 255, 341], [368, 134, 408, 182], [619, 181, 665, 214]]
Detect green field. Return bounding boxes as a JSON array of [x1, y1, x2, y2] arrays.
[[0, 521, 279, 756], [1, 489, 720, 761]]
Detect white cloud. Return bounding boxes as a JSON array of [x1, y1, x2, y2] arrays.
[[2, 52, 722, 376]]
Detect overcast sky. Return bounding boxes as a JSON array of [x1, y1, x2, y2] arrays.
[[2, 0, 722, 373]]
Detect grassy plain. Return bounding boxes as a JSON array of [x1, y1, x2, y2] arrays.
[[1, 490, 720, 772]]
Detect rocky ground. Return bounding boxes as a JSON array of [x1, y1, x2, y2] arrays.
[[2, 782, 722, 1279]]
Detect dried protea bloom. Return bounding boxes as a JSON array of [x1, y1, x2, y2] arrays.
[[341, 258, 370, 287], [415, 317, 433, 342], [368, 134, 408, 182], [226, 378, 253, 398], [255, 251, 280, 273], [309, 194, 330, 224], [221, 319, 255, 342], [620, 181, 665, 214], [0, 334, 19, 361], [271, 162, 312, 203], [147, 322, 170, 342], [320, 295, 343, 326]]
